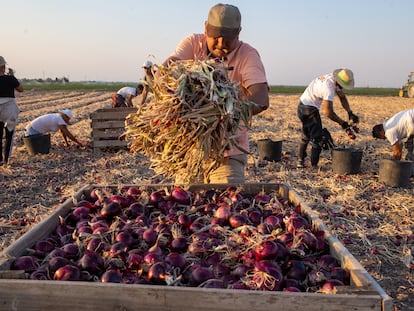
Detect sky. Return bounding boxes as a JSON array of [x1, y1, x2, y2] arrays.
[[1, 0, 413, 88]]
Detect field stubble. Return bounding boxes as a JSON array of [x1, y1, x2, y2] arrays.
[[0, 90, 413, 310]]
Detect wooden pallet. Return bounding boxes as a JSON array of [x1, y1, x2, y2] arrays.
[[90, 107, 137, 152], [0, 183, 393, 311]]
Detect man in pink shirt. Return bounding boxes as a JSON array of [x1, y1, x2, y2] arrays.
[[163, 3, 269, 183]]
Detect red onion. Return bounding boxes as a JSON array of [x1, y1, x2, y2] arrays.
[[30, 267, 50, 280], [329, 267, 350, 284], [110, 194, 129, 208], [47, 248, 67, 258], [11, 255, 39, 272], [214, 205, 231, 221], [316, 254, 340, 271], [126, 186, 141, 198], [148, 262, 166, 284], [171, 187, 191, 205], [263, 215, 283, 229], [86, 237, 109, 253], [78, 250, 104, 273], [170, 237, 188, 252], [124, 202, 145, 218], [319, 279, 344, 294], [71, 206, 91, 221], [284, 260, 307, 281], [115, 231, 134, 247], [48, 256, 70, 273], [253, 193, 271, 204], [100, 201, 122, 218], [149, 190, 165, 206], [126, 253, 143, 270], [293, 230, 317, 251], [142, 228, 158, 245], [76, 200, 95, 210], [307, 269, 328, 287], [277, 232, 294, 246], [248, 210, 262, 225], [33, 240, 56, 258], [254, 240, 287, 260], [190, 266, 214, 286], [54, 265, 81, 281], [254, 260, 282, 277], [101, 269, 123, 283], [164, 252, 187, 270], [109, 242, 128, 259], [62, 243, 80, 259], [285, 213, 309, 233], [229, 214, 247, 228]]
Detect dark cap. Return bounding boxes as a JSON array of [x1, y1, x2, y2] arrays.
[[206, 3, 241, 39]]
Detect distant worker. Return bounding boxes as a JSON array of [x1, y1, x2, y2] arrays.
[[140, 60, 154, 106], [0, 55, 24, 165], [297, 68, 360, 168], [111, 83, 144, 108], [372, 108, 414, 161], [24, 109, 84, 148]]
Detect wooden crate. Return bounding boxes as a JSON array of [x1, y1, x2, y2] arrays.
[[0, 183, 393, 311], [90, 107, 137, 152]]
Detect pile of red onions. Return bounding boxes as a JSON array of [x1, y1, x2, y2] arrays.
[[10, 186, 350, 293]]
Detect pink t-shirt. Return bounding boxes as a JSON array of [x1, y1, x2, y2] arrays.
[[167, 33, 268, 156]]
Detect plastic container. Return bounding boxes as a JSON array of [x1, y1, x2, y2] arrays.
[[332, 148, 363, 175], [257, 139, 282, 162], [379, 158, 412, 187], [23, 134, 51, 155]]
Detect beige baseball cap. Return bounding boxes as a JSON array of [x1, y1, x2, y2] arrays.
[[206, 3, 241, 39]]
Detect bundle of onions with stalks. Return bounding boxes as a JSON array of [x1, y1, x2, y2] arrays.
[[124, 59, 254, 184]]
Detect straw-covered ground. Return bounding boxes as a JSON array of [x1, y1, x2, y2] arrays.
[[0, 90, 413, 310]]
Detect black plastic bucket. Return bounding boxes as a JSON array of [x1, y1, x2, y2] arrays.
[[379, 158, 412, 187], [332, 148, 363, 175], [257, 139, 282, 162], [23, 134, 51, 155]]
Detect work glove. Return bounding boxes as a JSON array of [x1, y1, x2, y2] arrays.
[[348, 111, 359, 124]]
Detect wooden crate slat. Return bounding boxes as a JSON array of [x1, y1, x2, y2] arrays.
[[90, 108, 135, 151], [91, 120, 126, 128], [92, 129, 125, 139], [0, 280, 384, 311]]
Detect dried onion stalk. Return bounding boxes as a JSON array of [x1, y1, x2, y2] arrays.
[[124, 59, 253, 183]]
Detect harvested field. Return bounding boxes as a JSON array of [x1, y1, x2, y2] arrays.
[[0, 90, 413, 310]]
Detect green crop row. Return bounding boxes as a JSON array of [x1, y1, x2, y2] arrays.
[[22, 81, 400, 97]]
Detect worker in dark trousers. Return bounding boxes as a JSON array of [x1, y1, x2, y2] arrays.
[[0, 56, 23, 165]]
